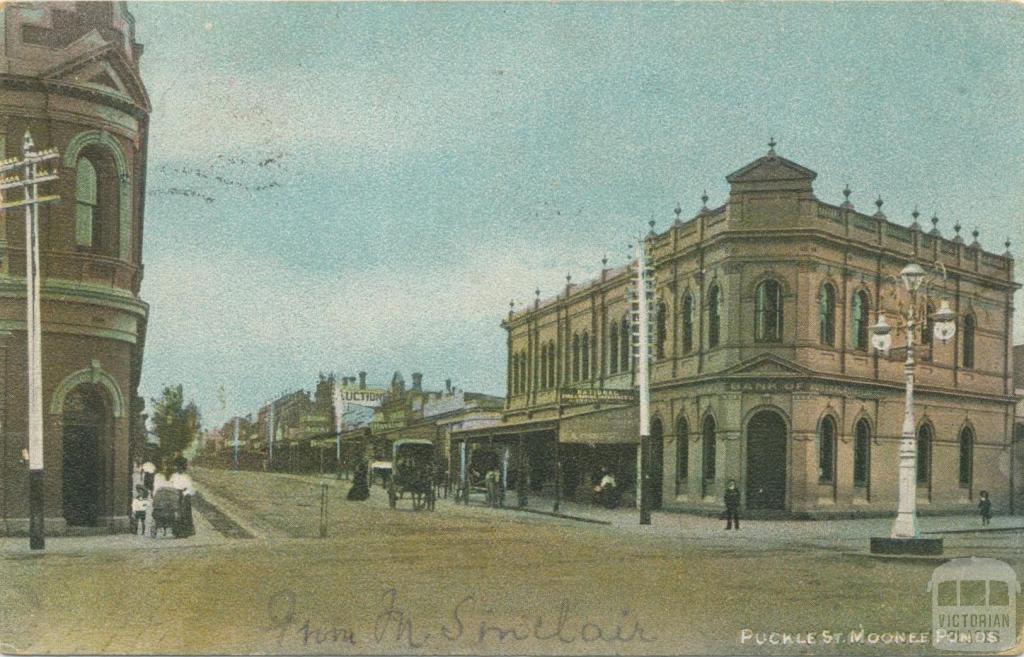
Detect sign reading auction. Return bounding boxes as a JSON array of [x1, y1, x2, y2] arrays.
[[336, 387, 387, 406], [561, 387, 638, 406]]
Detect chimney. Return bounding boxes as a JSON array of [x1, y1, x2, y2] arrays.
[[358, 371, 367, 389], [412, 372, 423, 391], [445, 378, 452, 394]]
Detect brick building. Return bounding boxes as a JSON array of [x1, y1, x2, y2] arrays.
[[0, 2, 150, 534], [459, 144, 1019, 517]]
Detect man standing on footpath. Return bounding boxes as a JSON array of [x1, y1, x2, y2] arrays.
[[724, 479, 741, 530]]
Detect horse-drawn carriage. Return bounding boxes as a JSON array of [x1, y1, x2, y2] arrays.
[[387, 439, 436, 511]]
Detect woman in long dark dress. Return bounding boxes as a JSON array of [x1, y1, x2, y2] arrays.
[[347, 461, 370, 501], [169, 459, 195, 537]]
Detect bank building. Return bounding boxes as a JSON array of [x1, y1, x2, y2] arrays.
[[455, 143, 1019, 517], [0, 2, 150, 534]]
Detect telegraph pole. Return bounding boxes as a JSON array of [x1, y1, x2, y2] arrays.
[[232, 416, 240, 470], [0, 132, 60, 550], [632, 234, 655, 525]]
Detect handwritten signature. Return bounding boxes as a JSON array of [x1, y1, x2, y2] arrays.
[[270, 587, 656, 649]]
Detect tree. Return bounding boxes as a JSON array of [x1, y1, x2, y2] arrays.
[[150, 384, 202, 459]]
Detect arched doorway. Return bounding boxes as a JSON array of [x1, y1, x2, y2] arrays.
[[745, 410, 787, 510], [62, 384, 108, 526], [649, 418, 664, 510]]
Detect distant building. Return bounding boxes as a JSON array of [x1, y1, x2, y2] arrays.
[[1013, 345, 1024, 512], [459, 145, 1019, 517], [0, 2, 150, 534]]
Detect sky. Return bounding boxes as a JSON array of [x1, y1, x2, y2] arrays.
[[130, 2, 1024, 428]]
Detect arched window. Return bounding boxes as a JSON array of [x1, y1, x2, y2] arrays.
[[852, 290, 870, 350], [754, 280, 783, 342], [608, 321, 619, 375], [656, 301, 667, 358], [547, 340, 556, 388], [921, 303, 935, 361], [817, 416, 836, 483], [819, 283, 836, 346], [539, 345, 548, 390], [681, 294, 694, 353], [959, 427, 974, 488], [676, 416, 689, 490], [620, 317, 630, 371], [581, 331, 590, 380], [571, 334, 581, 382], [853, 419, 871, 488], [917, 424, 932, 486], [75, 158, 98, 248], [962, 314, 975, 369], [701, 415, 716, 495], [708, 285, 721, 348]]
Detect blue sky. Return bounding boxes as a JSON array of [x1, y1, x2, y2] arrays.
[[131, 2, 1024, 427]]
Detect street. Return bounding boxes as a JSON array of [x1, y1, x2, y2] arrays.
[[1, 468, 1022, 655]]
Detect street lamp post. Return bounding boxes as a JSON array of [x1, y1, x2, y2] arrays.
[[632, 234, 656, 525], [869, 262, 956, 553], [0, 132, 60, 551]]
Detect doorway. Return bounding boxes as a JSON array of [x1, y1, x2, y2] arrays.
[[745, 410, 787, 510], [62, 385, 107, 526]]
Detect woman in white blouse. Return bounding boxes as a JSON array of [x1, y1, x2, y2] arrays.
[[152, 458, 195, 537]]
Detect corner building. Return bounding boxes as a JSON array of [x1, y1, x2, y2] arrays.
[[475, 146, 1018, 517], [0, 2, 150, 533]]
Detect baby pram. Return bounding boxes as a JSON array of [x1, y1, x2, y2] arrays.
[[151, 487, 181, 537]]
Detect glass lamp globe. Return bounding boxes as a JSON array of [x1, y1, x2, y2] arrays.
[[900, 263, 926, 291], [931, 300, 957, 343], [871, 312, 892, 353]]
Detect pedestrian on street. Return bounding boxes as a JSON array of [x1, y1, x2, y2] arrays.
[[485, 468, 501, 508], [170, 458, 195, 538], [131, 485, 150, 536], [724, 479, 741, 530], [979, 490, 992, 526]]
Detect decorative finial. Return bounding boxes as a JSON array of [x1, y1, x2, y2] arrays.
[[931, 214, 939, 227], [535, 287, 540, 298], [874, 195, 884, 214], [648, 219, 656, 233], [566, 272, 572, 285], [601, 255, 608, 268], [840, 184, 853, 209], [673, 203, 682, 217], [509, 299, 515, 311], [971, 227, 980, 246], [701, 190, 709, 209], [1006, 238, 1012, 250], [911, 206, 920, 221], [768, 136, 776, 154], [22, 130, 34, 151], [954, 221, 962, 234]]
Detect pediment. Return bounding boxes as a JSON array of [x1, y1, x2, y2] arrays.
[[40, 42, 150, 111], [721, 353, 813, 377], [726, 154, 817, 184]]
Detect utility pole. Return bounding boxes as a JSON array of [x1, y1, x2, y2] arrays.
[[0, 132, 60, 550], [631, 234, 655, 525], [232, 416, 240, 470], [267, 400, 275, 467]]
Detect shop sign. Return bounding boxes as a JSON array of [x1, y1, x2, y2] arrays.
[[560, 387, 638, 406]]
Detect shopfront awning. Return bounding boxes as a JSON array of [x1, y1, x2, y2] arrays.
[[558, 405, 638, 444], [452, 418, 557, 442]]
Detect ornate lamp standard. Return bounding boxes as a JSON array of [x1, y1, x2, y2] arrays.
[[868, 262, 956, 554]]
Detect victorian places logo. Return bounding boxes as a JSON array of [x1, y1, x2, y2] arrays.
[[929, 557, 1019, 652]]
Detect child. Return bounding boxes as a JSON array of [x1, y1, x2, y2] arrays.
[[978, 490, 992, 526], [132, 485, 150, 536]]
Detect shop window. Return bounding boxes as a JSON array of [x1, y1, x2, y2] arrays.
[[620, 317, 630, 371]]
